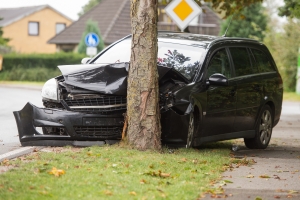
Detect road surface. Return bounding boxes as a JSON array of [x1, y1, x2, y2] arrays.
[[0, 85, 42, 154]]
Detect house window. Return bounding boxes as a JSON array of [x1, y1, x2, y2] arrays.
[[28, 22, 39, 36], [56, 23, 66, 34]]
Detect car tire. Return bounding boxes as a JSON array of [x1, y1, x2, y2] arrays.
[[186, 112, 195, 148], [244, 105, 273, 149]]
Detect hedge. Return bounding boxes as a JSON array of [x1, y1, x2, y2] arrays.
[[0, 53, 86, 82], [2, 53, 85, 71]]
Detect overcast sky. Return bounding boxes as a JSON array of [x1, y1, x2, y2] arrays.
[[0, 0, 90, 20]]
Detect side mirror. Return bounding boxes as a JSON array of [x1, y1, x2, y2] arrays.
[[81, 57, 91, 64], [208, 73, 228, 86]]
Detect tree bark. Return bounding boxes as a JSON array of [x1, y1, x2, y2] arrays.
[[127, 0, 161, 150]]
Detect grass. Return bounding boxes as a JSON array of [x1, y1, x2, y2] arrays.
[[283, 92, 300, 102], [0, 143, 238, 200], [0, 67, 61, 82]]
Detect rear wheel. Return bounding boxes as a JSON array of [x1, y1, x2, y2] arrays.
[[244, 105, 273, 149]]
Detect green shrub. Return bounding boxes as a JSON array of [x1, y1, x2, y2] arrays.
[[2, 52, 85, 71], [0, 67, 61, 82], [0, 52, 85, 82]]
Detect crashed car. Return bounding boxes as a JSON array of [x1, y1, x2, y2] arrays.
[[14, 32, 283, 148]]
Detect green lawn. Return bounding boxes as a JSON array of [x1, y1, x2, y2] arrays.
[[283, 92, 300, 101], [0, 143, 241, 200]]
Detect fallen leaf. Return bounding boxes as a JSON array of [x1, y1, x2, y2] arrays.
[[259, 175, 270, 178], [48, 167, 65, 177], [180, 158, 187, 162], [8, 188, 13, 192], [103, 190, 113, 195], [255, 197, 262, 200], [140, 179, 147, 184], [274, 195, 281, 199], [129, 191, 137, 196], [160, 173, 170, 178], [247, 175, 254, 178], [224, 180, 233, 183], [288, 190, 298, 194]]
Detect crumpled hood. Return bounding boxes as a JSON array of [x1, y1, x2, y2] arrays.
[[58, 62, 179, 95]]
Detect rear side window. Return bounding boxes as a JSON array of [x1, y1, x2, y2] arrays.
[[229, 48, 252, 77], [251, 49, 275, 73]]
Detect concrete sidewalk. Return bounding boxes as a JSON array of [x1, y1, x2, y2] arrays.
[[202, 101, 300, 199]]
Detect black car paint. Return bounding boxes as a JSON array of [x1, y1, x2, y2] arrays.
[[13, 32, 283, 147]]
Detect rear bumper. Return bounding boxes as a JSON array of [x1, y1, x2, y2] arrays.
[[13, 102, 124, 146]]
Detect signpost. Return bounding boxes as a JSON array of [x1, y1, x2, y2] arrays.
[[165, 0, 202, 32], [85, 32, 100, 57]]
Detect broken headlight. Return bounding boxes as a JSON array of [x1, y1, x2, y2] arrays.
[[41, 78, 58, 101]]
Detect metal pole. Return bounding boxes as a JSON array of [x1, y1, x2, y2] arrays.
[[296, 47, 300, 95]]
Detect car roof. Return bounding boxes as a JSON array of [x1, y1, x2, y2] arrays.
[[157, 31, 261, 49]]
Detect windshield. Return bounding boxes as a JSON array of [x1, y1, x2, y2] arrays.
[[93, 38, 205, 80]]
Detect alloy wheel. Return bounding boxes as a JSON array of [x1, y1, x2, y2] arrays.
[[186, 113, 194, 148], [259, 110, 272, 145]]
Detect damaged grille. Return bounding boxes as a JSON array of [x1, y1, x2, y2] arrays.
[[65, 96, 126, 106], [74, 126, 122, 139], [64, 95, 126, 114]]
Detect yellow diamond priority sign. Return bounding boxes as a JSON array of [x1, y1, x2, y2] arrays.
[[165, 0, 202, 32]]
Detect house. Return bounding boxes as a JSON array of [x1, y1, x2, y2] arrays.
[[0, 5, 73, 53], [49, 0, 220, 53]]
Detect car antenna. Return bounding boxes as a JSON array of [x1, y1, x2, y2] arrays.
[[222, 14, 234, 37]]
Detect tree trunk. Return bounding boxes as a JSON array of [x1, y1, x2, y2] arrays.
[[127, 0, 161, 150]]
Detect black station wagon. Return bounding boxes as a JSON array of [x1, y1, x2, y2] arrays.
[[14, 32, 283, 149]]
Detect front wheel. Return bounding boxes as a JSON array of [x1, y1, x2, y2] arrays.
[[186, 112, 195, 148], [244, 105, 273, 149]]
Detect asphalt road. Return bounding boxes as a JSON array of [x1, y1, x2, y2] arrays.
[[0, 85, 43, 154]]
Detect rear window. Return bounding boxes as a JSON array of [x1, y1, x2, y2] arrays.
[[229, 47, 253, 77], [251, 49, 275, 73]]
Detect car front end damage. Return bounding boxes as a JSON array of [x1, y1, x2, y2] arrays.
[[14, 62, 192, 146]]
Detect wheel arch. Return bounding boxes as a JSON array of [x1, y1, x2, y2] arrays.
[[265, 101, 275, 123]]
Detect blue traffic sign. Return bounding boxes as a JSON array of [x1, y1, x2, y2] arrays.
[[85, 33, 100, 47]]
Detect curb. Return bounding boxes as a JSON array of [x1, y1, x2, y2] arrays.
[[0, 147, 43, 162], [0, 83, 43, 91]]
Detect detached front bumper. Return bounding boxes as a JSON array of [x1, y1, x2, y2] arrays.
[[13, 102, 124, 146]]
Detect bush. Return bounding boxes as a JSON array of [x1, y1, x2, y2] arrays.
[[2, 52, 85, 71], [0, 67, 61, 82], [0, 52, 85, 82]]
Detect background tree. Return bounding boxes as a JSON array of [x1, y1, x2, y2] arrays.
[[264, 19, 300, 91], [220, 3, 267, 41], [77, 19, 104, 55], [278, 0, 300, 18], [78, 0, 101, 17], [0, 18, 9, 46]]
